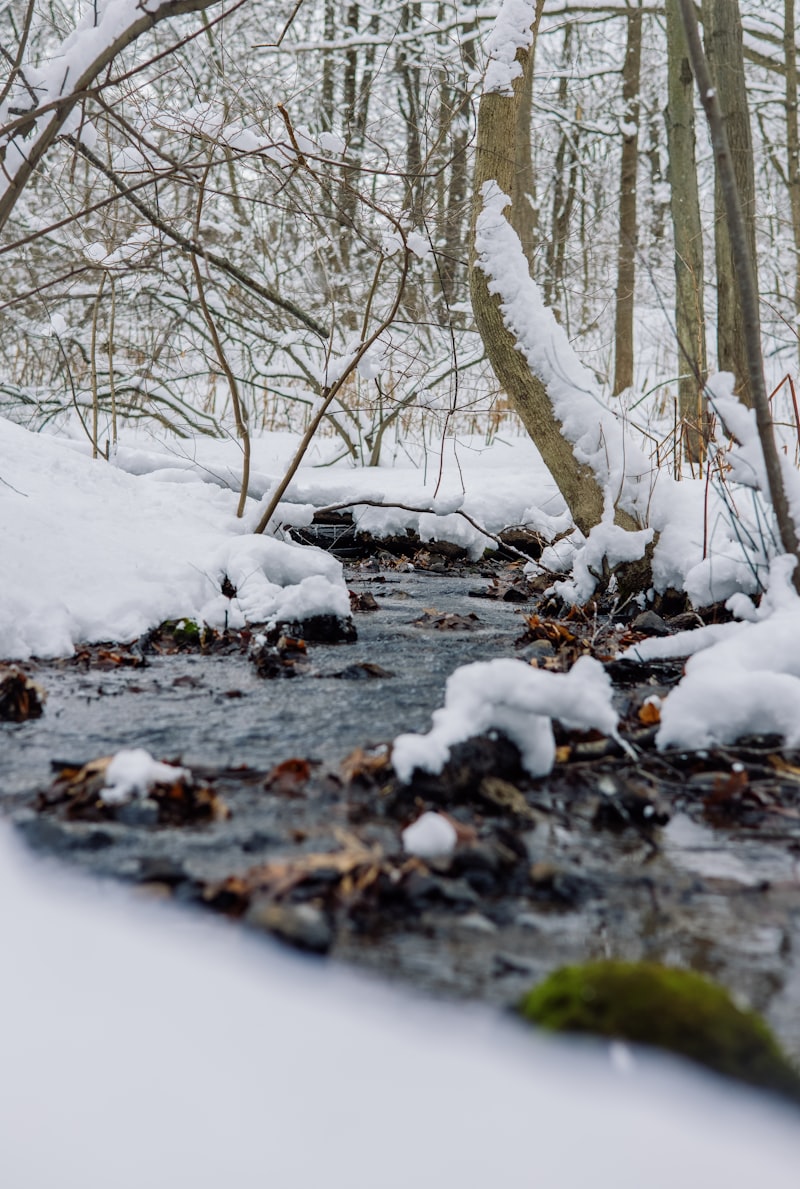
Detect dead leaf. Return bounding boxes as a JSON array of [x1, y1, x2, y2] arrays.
[[638, 700, 662, 725], [264, 758, 312, 796], [340, 745, 390, 785]]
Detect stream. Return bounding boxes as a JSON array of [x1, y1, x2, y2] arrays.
[[4, 565, 800, 1064]]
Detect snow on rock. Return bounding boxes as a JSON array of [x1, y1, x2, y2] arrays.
[[402, 812, 458, 859], [199, 535, 349, 631], [101, 749, 189, 806], [392, 656, 618, 781], [621, 556, 800, 750], [0, 418, 349, 659], [554, 520, 654, 605]]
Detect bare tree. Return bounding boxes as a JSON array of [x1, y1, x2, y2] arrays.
[[701, 0, 759, 405], [613, 0, 643, 396], [666, 0, 707, 463]]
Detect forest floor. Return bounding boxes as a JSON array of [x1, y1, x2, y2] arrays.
[[4, 536, 800, 1065]]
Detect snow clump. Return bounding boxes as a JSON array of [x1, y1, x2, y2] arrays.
[[392, 656, 618, 782], [101, 749, 190, 806], [402, 812, 458, 859]]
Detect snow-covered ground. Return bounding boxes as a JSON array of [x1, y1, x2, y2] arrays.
[[6, 408, 800, 763], [1, 824, 800, 1189]]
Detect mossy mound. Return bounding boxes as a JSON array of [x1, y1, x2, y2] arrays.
[[519, 961, 800, 1103]]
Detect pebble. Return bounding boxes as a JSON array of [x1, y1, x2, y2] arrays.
[[245, 899, 333, 954], [631, 610, 670, 637]]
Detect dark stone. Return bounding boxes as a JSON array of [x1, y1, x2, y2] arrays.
[[245, 899, 333, 954], [631, 610, 670, 637], [267, 614, 357, 645], [18, 816, 115, 854], [114, 798, 160, 827]]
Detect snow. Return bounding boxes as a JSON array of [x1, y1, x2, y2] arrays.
[[402, 811, 458, 859], [2, 825, 800, 1188], [0, 418, 348, 659], [620, 556, 800, 751], [474, 181, 655, 527], [483, 0, 538, 95], [101, 748, 189, 806], [392, 656, 619, 781]]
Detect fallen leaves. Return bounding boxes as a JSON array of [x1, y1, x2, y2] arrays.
[[410, 608, 483, 631], [37, 756, 229, 826], [0, 666, 46, 721]]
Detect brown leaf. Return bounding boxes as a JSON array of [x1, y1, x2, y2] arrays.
[[340, 745, 390, 785], [264, 758, 312, 796], [638, 700, 662, 725]]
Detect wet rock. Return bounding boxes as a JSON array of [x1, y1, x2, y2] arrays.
[[245, 898, 333, 954], [114, 798, 160, 827], [528, 864, 599, 908], [267, 614, 357, 645], [453, 911, 498, 934], [18, 816, 115, 854], [518, 639, 556, 661], [0, 666, 46, 722], [250, 635, 310, 679], [397, 734, 525, 806], [331, 662, 394, 681], [631, 610, 670, 637], [134, 855, 188, 884]]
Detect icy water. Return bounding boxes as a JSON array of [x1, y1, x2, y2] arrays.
[[3, 569, 800, 1064]]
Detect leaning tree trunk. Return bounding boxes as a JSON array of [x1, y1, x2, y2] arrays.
[[612, 0, 643, 397], [469, 6, 641, 540], [701, 0, 759, 406], [666, 0, 708, 464]]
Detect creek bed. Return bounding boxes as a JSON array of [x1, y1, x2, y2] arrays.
[[4, 566, 800, 1066]]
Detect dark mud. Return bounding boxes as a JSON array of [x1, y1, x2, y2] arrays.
[[3, 561, 800, 1067]]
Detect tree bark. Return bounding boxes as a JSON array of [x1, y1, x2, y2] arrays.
[[678, 0, 800, 591], [613, 0, 643, 396], [785, 0, 800, 364], [510, 0, 545, 274], [666, 0, 708, 464], [701, 0, 759, 406], [470, 17, 640, 540]]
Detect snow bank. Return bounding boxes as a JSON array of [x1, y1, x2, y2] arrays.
[[2, 827, 800, 1188], [392, 656, 618, 781], [0, 418, 348, 659], [621, 556, 800, 750]]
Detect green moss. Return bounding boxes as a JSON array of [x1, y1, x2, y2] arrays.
[[519, 961, 800, 1103]]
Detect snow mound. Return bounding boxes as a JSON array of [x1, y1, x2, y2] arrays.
[[0, 418, 348, 658], [621, 556, 800, 750], [392, 656, 618, 781]]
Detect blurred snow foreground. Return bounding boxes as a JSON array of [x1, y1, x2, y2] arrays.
[[1, 827, 800, 1189]]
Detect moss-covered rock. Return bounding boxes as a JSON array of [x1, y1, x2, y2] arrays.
[[519, 961, 800, 1103]]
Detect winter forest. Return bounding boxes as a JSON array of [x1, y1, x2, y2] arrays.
[[5, 2, 800, 1184]]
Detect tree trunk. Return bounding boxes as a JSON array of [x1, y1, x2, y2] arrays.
[[470, 16, 640, 540], [785, 0, 800, 364], [510, 0, 545, 274], [702, 0, 759, 406], [544, 22, 580, 322], [666, 0, 708, 464], [613, 1, 643, 396]]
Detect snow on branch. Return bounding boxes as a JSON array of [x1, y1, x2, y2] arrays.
[[0, 0, 230, 234]]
